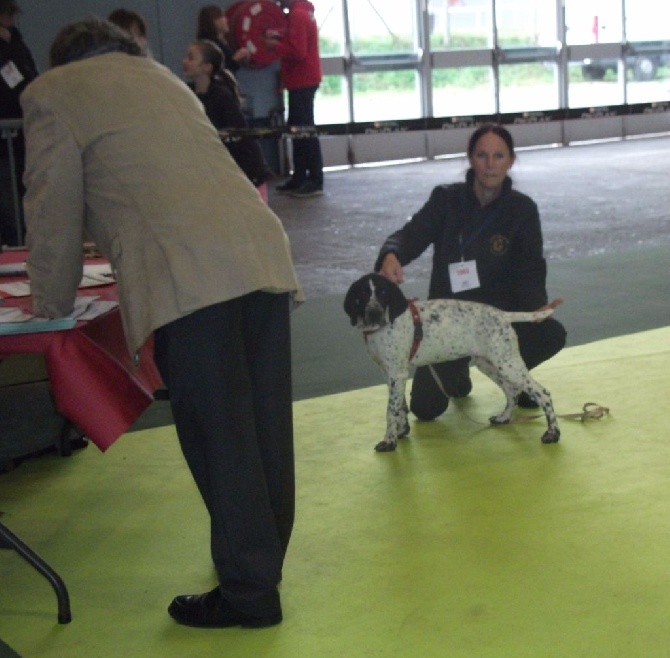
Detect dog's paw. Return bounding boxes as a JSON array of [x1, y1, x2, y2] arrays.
[[541, 428, 561, 444], [488, 415, 510, 426], [375, 439, 397, 452]]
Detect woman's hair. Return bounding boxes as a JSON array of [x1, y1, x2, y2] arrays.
[[193, 39, 241, 100], [108, 8, 148, 38], [49, 17, 142, 67], [197, 5, 223, 41], [194, 39, 224, 76], [467, 123, 515, 158]]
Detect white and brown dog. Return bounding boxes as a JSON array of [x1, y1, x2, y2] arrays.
[[344, 273, 561, 452]]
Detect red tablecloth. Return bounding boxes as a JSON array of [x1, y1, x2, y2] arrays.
[[0, 250, 163, 451]]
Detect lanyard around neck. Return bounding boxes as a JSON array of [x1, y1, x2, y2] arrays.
[[458, 195, 500, 261]]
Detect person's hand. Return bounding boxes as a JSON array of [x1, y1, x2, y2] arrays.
[[0, 26, 11, 43], [534, 297, 563, 322], [233, 47, 250, 63], [379, 253, 404, 284]]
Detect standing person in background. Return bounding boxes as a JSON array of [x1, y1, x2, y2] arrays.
[[108, 8, 150, 55], [265, 0, 323, 198], [183, 39, 272, 201], [22, 17, 302, 629], [0, 0, 37, 246], [196, 4, 249, 76]]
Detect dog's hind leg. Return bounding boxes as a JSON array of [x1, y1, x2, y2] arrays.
[[522, 378, 560, 444], [473, 357, 518, 425], [478, 356, 560, 444]]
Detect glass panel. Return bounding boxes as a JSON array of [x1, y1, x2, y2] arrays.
[[352, 71, 421, 121], [495, 0, 557, 48], [313, 0, 345, 56], [427, 0, 492, 51], [564, 0, 623, 106], [564, 0, 622, 45], [348, 0, 418, 56], [567, 59, 624, 107], [624, 0, 670, 98], [498, 63, 559, 113], [315, 75, 349, 124], [624, 0, 669, 42], [432, 66, 495, 116], [626, 66, 670, 103]]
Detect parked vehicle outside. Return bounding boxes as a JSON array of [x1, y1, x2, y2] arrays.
[[569, 0, 670, 81]]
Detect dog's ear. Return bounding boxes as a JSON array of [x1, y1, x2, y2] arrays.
[[344, 276, 370, 326], [371, 274, 408, 323]]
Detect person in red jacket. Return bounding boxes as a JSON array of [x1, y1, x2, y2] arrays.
[[265, 0, 323, 198]]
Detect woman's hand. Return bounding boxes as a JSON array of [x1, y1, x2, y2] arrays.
[[379, 253, 404, 284], [534, 297, 563, 322], [233, 47, 250, 63]]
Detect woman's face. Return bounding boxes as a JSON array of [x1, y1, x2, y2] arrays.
[[182, 44, 206, 79], [468, 131, 515, 195], [215, 15, 229, 36]]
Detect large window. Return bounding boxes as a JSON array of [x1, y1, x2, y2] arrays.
[[314, 0, 670, 123]]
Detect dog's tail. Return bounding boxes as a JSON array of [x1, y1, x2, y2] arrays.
[[506, 298, 562, 324], [507, 308, 554, 323]]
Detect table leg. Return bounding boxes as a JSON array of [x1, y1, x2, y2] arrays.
[[0, 521, 72, 624]]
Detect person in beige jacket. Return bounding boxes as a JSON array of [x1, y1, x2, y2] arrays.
[[21, 17, 302, 629]]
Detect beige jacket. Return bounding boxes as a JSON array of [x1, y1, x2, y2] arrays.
[[21, 53, 302, 355]]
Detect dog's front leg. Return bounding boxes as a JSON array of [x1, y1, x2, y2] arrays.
[[376, 372, 408, 452]]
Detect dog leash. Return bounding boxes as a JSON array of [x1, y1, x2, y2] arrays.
[[427, 364, 610, 426], [511, 402, 610, 424]]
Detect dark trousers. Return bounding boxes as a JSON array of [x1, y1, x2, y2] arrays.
[[287, 85, 323, 185], [0, 151, 26, 247], [153, 292, 294, 617], [410, 317, 567, 420]]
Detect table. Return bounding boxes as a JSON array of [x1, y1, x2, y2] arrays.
[[0, 249, 164, 624], [0, 249, 163, 452]]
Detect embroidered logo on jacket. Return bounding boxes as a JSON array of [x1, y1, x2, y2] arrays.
[[490, 234, 509, 255]]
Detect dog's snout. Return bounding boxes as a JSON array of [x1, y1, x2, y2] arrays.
[[365, 301, 385, 326]]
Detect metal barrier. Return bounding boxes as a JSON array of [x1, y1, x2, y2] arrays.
[[4, 100, 668, 244]]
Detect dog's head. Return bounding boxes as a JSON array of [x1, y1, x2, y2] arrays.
[[344, 273, 409, 331]]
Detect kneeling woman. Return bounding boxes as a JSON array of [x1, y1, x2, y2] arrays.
[[375, 123, 567, 420]]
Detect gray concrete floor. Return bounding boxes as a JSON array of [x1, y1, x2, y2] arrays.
[[268, 134, 670, 299]]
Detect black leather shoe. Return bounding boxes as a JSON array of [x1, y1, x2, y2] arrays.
[[168, 587, 282, 628], [276, 179, 302, 193], [288, 180, 324, 198]]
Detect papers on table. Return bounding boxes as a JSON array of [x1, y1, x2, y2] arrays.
[[0, 263, 115, 298], [0, 295, 119, 334], [0, 261, 27, 277], [0, 316, 77, 335]]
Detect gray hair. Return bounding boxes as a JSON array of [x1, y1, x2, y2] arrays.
[[49, 16, 142, 68]]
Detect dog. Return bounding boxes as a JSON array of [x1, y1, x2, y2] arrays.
[[344, 273, 561, 452]]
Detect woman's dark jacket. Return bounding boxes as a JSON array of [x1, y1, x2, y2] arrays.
[[375, 170, 549, 312], [195, 75, 271, 187], [0, 26, 37, 119], [0, 26, 38, 156]]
